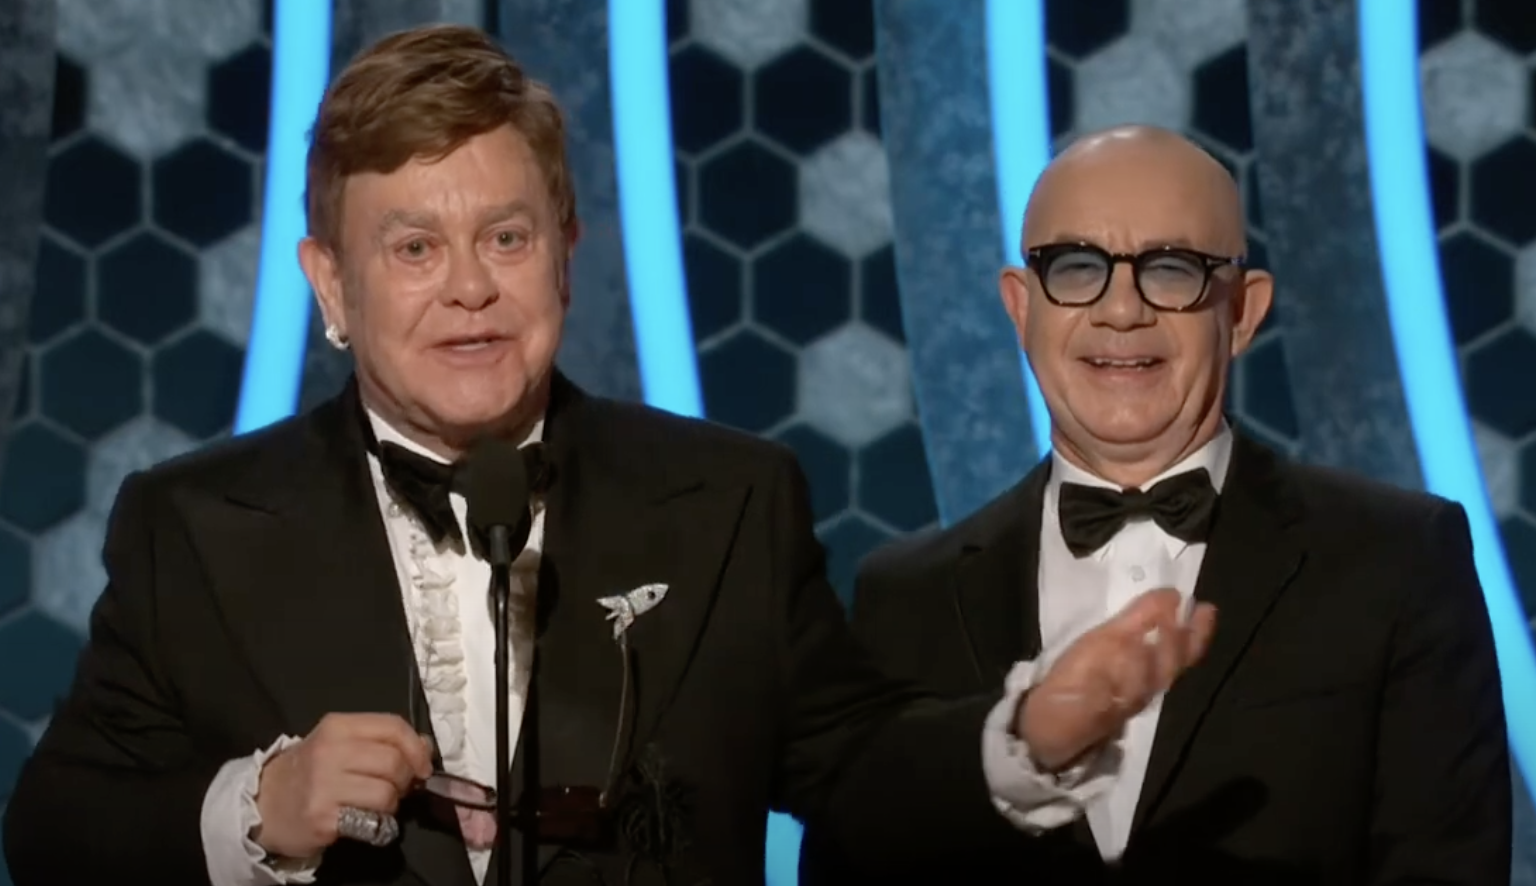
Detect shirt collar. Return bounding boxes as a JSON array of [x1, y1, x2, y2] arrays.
[[365, 408, 547, 465], [1046, 421, 1234, 498]]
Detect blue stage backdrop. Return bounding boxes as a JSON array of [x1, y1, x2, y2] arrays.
[[1, 2, 1535, 886]]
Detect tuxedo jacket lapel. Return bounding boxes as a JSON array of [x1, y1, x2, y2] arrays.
[[191, 381, 476, 886], [1130, 434, 1304, 835], [952, 460, 1051, 683], [487, 376, 749, 882], [952, 460, 1099, 853]]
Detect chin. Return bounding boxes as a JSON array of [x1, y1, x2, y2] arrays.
[[438, 397, 524, 428], [1073, 407, 1178, 448], [404, 383, 514, 429]]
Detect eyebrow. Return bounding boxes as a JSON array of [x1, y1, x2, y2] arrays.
[[374, 200, 537, 238]]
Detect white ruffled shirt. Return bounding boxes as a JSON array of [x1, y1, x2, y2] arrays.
[[198, 410, 545, 886]]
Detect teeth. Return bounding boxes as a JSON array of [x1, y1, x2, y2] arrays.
[[1088, 357, 1156, 368]]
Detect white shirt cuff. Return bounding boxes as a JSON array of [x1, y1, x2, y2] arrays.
[[981, 658, 1121, 832], [200, 734, 322, 886]]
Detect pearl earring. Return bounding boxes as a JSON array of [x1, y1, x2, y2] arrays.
[[324, 324, 349, 350]]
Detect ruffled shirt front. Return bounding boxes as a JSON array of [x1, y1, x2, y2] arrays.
[[369, 411, 547, 881]]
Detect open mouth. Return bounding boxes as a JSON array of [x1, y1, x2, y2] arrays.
[[1081, 356, 1163, 369], [440, 335, 504, 352]]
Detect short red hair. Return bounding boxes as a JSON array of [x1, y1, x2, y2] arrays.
[[305, 24, 578, 248]]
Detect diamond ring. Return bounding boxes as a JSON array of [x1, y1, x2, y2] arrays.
[[336, 805, 400, 846]]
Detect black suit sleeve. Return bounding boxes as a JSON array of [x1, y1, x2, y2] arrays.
[[1369, 502, 1511, 885], [3, 472, 222, 886], [763, 454, 1008, 879], [846, 555, 916, 678]]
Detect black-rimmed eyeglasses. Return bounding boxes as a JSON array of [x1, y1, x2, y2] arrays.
[[1023, 242, 1245, 312]]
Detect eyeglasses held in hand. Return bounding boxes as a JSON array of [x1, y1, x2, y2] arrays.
[[406, 623, 634, 846]]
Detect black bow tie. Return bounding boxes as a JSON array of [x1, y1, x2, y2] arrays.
[[1057, 468, 1218, 558], [375, 440, 551, 548]]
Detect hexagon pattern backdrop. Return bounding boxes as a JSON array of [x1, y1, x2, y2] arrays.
[[1, 0, 1535, 880], [1418, 0, 1536, 611], [0, 2, 274, 850], [669, 0, 938, 595]]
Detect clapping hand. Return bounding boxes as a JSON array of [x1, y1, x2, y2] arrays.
[[1015, 588, 1216, 772]]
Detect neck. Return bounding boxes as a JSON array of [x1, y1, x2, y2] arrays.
[[1051, 410, 1225, 489], [359, 378, 551, 462]]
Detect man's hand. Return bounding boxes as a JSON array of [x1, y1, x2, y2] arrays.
[[253, 713, 434, 860], [1016, 588, 1216, 772]]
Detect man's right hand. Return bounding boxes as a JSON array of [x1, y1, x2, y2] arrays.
[[1016, 588, 1216, 773], [253, 713, 434, 860]]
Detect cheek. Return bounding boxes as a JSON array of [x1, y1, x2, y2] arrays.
[[348, 269, 438, 356], [1170, 321, 1228, 385], [366, 288, 436, 344], [1024, 312, 1076, 374], [1184, 316, 1227, 355], [496, 264, 567, 334]]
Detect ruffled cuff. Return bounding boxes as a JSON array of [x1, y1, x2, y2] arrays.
[[981, 658, 1122, 833], [200, 734, 321, 886]]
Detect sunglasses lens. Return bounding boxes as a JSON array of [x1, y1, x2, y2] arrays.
[[417, 779, 608, 843], [422, 772, 496, 810]]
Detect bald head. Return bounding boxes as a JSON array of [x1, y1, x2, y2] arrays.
[[1022, 125, 1247, 255], [998, 124, 1274, 488]]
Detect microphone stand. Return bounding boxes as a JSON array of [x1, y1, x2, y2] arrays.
[[487, 527, 515, 886]]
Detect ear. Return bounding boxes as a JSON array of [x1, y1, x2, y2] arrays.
[[1228, 269, 1274, 358], [999, 266, 1032, 350], [299, 237, 345, 335]]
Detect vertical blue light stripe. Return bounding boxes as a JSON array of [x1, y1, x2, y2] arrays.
[[1359, 0, 1536, 786], [606, 0, 805, 881], [608, 0, 704, 419], [985, 0, 1055, 460], [234, 0, 332, 434], [762, 811, 801, 886]]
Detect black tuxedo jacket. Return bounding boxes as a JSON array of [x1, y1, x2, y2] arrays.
[[801, 432, 1511, 885], [3, 375, 1005, 886]]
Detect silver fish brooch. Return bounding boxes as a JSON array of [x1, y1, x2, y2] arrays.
[[596, 582, 669, 640]]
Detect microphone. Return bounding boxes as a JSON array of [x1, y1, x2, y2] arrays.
[[462, 438, 533, 566], [458, 438, 534, 886]]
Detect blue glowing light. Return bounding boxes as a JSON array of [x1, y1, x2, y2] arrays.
[[608, 0, 704, 419], [986, 0, 1055, 460], [1359, 0, 1536, 786], [607, 0, 800, 880], [234, 0, 332, 433]]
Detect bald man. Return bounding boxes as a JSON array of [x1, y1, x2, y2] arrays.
[[801, 126, 1510, 884]]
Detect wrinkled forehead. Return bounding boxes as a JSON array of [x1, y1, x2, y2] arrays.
[[1023, 153, 1246, 256], [339, 128, 555, 237]]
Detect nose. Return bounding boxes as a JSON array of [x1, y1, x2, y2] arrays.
[[1088, 263, 1153, 330], [442, 243, 498, 310]]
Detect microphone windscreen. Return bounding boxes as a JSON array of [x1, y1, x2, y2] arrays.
[[461, 438, 532, 555]]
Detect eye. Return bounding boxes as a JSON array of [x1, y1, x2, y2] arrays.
[[1144, 255, 1201, 278], [1057, 256, 1101, 272], [397, 238, 430, 260], [1048, 250, 1106, 278], [493, 229, 527, 249]]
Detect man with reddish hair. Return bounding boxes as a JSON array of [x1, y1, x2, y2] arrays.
[[4, 26, 1211, 886]]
